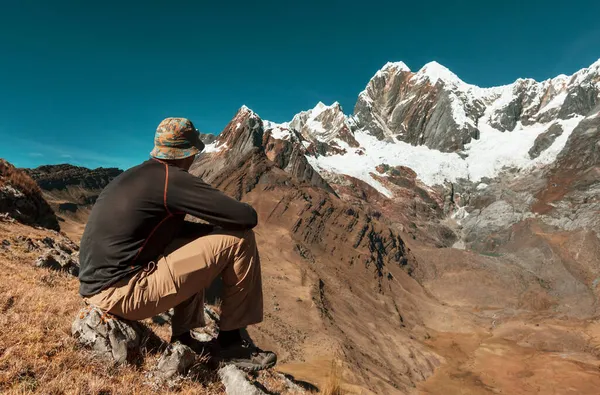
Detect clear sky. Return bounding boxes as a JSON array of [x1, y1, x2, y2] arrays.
[[1, 0, 599, 169]]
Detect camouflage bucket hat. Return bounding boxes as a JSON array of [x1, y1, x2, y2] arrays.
[[150, 117, 205, 160]]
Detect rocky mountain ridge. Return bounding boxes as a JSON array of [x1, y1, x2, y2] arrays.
[[242, 59, 599, 201], [25, 164, 123, 206]]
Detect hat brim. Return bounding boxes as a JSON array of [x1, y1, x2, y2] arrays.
[[150, 145, 201, 160]]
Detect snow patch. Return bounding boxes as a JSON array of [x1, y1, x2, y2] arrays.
[[202, 142, 220, 153], [306, 117, 584, 193], [540, 91, 567, 113]]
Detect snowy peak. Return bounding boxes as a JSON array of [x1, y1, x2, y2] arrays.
[[377, 61, 411, 76], [414, 61, 468, 88], [289, 101, 357, 149], [384, 61, 411, 72]]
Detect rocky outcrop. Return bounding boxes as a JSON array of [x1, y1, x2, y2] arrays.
[[529, 123, 563, 159], [4, 230, 81, 274], [0, 159, 59, 230], [72, 306, 144, 364], [219, 365, 267, 395], [35, 247, 79, 276], [554, 107, 600, 170], [533, 108, 600, 231]]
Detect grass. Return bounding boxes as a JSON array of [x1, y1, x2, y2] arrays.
[[321, 360, 344, 395]]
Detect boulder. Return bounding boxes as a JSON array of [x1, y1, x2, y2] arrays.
[[218, 365, 267, 395], [72, 305, 144, 364], [156, 342, 196, 379], [35, 248, 79, 276]]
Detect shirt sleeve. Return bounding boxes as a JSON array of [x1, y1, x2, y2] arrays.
[[166, 168, 258, 230]]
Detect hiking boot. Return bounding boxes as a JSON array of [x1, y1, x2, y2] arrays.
[[218, 340, 277, 371]]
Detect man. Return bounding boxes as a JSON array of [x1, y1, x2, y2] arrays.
[[78, 117, 276, 371]]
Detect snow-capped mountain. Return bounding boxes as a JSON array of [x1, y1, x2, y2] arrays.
[[289, 101, 358, 147], [353, 59, 600, 152], [203, 59, 599, 198]]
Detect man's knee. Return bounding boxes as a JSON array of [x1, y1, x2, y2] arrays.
[[214, 228, 256, 245]]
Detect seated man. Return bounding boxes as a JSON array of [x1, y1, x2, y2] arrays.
[[78, 117, 276, 371]]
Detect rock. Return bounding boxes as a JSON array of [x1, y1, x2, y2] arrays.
[[1, 239, 10, 249], [218, 365, 266, 395], [72, 305, 143, 364], [461, 200, 524, 252], [199, 132, 218, 145], [0, 159, 59, 230], [35, 248, 79, 276], [529, 123, 563, 159], [156, 342, 196, 379], [0, 213, 15, 223], [276, 372, 308, 393]]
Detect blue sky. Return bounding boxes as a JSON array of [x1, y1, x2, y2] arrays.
[[1, 0, 599, 170]]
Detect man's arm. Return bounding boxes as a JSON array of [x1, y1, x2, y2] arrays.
[[167, 170, 258, 230]]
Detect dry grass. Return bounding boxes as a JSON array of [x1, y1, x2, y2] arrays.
[[0, 222, 225, 394], [0, 159, 41, 195], [321, 360, 343, 395]]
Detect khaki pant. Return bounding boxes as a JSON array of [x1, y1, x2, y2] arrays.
[[87, 229, 263, 336]]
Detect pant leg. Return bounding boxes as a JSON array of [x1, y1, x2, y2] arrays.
[[166, 229, 263, 333], [92, 229, 263, 335]]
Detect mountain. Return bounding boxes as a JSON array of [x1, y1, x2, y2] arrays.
[[353, 59, 599, 151], [25, 164, 123, 206], [293, 59, 600, 196], [188, 59, 600, 393]]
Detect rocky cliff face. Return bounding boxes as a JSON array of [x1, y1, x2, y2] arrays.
[[353, 61, 483, 152], [196, 107, 335, 195], [0, 159, 59, 230]]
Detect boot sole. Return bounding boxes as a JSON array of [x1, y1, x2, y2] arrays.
[[221, 357, 277, 372]]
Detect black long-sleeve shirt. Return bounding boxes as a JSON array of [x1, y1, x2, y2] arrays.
[[78, 158, 257, 296]]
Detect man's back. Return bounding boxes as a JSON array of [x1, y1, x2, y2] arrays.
[[79, 158, 258, 297], [79, 159, 181, 296]]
